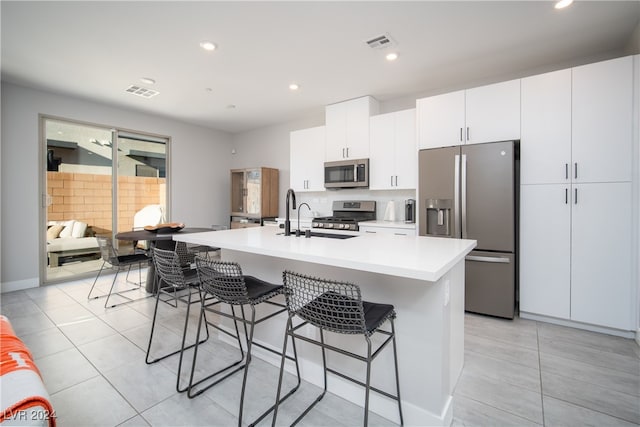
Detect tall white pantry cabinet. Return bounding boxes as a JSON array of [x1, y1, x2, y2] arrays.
[[519, 56, 635, 331]]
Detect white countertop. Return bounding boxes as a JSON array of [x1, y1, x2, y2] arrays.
[[175, 226, 476, 282]]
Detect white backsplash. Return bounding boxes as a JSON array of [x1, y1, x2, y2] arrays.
[[295, 189, 416, 221]]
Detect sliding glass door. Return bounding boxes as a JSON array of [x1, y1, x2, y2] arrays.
[[42, 117, 168, 283]]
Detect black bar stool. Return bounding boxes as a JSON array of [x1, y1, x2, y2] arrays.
[[145, 246, 211, 392], [190, 258, 301, 427], [272, 270, 403, 427], [87, 237, 150, 308]]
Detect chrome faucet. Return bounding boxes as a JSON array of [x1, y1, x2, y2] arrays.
[[284, 188, 296, 236], [297, 202, 311, 234]]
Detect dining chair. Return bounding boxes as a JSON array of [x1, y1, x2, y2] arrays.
[[272, 270, 403, 427], [146, 246, 211, 392], [190, 258, 301, 427], [87, 237, 150, 308]]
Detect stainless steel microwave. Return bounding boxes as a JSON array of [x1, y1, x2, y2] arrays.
[[324, 158, 369, 189]]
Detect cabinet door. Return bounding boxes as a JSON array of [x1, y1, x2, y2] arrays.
[[416, 90, 465, 149], [394, 108, 417, 189], [521, 69, 572, 185], [369, 113, 395, 190], [244, 168, 262, 217], [290, 126, 326, 192], [572, 56, 633, 183], [571, 182, 632, 330], [519, 184, 571, 319], [346, 96, 372, 159], [465, 79, 520, 145], [325, 102, 347, 161], [230, 170, 246, 216]]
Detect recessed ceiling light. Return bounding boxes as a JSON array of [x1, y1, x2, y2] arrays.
[[140, 77, 155, 85], [554, 0, 573, 9], [205, 87, 213, 92], [386, 52, 399, 61], [289, 83, 299, 91], [227, 104, 236, 110], [200, 41, 217, 51]]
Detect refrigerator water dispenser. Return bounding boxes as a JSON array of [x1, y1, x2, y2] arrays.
[[425, 199, 452, 237]]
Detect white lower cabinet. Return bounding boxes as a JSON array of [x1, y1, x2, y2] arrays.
[[520, 184, 571, 319], [359, 224, 416, 236], [520, 182, 633, 330], [570, 182, 633, 330]]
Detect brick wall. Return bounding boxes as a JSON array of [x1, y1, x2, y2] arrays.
[[47, 172, 166, 236]]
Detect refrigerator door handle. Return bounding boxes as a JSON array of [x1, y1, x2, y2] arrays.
[[454, 154, 461, 237], [466, 255, 511, 264], [461, 153, 467, 239]]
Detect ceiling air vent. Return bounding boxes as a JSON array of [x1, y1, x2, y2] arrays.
[[365, 33, 396, 50], [125, 85, 159, 99]]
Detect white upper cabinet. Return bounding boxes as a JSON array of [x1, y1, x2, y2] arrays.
[[521, 69, 572, 185], [369, 109, 417, 190], [417, 90, 465, 149], [290, 126, 326, 192], [417, 80, 520, 149], [465, 79, 521, 145], [572, 55, 633, 183], [325, 96, 379, 161], [521, 56, 633, 185]]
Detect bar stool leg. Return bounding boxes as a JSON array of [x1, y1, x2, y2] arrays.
[[237, 306, 257, 427], [364, 337, 372, 427], [390, 318, 404, 425], [271, 316, 303, 427]]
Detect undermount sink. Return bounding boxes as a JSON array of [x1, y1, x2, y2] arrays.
[[277, 231, 358, 239]]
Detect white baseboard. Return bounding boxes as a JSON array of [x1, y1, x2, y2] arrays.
[[520, 312, 635, 339], [1, 278, 39, 293]]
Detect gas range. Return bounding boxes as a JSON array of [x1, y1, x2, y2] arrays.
[[312, 200, 376, 232]]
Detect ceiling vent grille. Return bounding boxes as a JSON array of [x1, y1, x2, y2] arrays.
[[365, 33, 396, 50], [125, 85, 159, 98]]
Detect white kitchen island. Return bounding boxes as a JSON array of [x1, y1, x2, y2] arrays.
[[174, 227, 476, 426]]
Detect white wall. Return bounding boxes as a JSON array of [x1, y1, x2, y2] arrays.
[[230, 113, 325, 216], [0, 82, 232, 291]]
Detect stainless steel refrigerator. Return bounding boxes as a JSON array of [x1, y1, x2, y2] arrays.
[[418, 140, 519, 319]]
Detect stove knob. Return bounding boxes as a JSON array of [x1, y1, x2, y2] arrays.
[[312, 223, 318, 228], [326, 223, 333, 229]]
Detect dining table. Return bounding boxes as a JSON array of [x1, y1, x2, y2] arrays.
[[115, 227, 215, 293]]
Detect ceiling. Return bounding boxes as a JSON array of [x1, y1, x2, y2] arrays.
[[2, 1, 639, 134]]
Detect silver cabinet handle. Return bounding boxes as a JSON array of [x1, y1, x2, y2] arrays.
[[466, 127, 470, 141], [565, 163, 568, 180], [365, 230, 376, 233], [574, 188, 578, 204], [391, 175, 394, 186], [574, 162, 578, 179], [346, 147, 349, 158], [342, 148, 345, 158], [460, 128, 463, 142], [395, 176, 398, 186], [565, 188, 568, 204], [466, 255, 511, 264]]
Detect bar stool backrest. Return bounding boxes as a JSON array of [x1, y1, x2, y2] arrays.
[[96, 236, 120, 266], [282, 271, 367, 335], [196, 258, 249, 304], [152, 247, 187, 289]]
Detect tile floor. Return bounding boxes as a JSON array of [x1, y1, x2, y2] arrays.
[[1, 268, 639, 427]]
